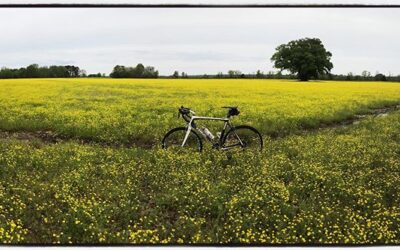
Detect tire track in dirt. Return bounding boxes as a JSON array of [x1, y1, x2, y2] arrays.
[[0, 130, 154, 149], [1, 104, 399, 148]]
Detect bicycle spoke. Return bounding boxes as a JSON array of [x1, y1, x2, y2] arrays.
[[223, 126, 263, 151], [162, 127, 202, 152]]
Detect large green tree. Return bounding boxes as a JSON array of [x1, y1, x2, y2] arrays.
[[271, 38, 333, 81]]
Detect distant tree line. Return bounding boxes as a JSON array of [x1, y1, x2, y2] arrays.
[[110, 63, 158, 78], [317, 71, 393, 82], [0, 64, 86, 79], [162, 70, 296, 79], [1, 63, 398, 82], [165, 70, 399, 82], [249, 70, 395, 81], [158, 70, 295, 79], [87, 73, 106, 78]]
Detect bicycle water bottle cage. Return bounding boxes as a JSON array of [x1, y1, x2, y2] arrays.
[[222, 106, 240, 118]]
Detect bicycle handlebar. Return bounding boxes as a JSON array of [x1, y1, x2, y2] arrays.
[[178, 106, 195, 122], [178, 106, 239, 120]]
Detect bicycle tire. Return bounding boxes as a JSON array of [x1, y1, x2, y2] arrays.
[[222, 125, 263, 151], [161, 127, 203, 152]]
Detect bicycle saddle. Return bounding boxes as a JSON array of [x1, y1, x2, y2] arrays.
[[222, 106, 240, 117]]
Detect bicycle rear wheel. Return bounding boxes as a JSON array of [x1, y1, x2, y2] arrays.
[[162, 127, 203, 152], [222, 125, 263, 151]]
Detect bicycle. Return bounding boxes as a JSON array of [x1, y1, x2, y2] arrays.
[[162, 106, 263, 152]]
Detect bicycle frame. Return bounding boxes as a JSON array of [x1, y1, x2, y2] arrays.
[[182, 115, 245, 150]]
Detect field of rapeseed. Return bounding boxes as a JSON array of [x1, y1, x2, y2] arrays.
[[0, 78, 399, 244], [1, 78, 400, 145]]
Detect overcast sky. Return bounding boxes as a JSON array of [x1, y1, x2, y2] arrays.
[[0, 5, 399, 75]]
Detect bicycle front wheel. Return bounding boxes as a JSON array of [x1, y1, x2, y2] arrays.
[[161, 127, 203, 152], [222, 125, 263, 151]]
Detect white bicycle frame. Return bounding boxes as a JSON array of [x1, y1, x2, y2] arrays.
[[181, 111, 245, 149]]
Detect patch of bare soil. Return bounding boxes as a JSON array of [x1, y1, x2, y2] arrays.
[[0, 130, 61, 143], [0, 104, 399, 148], [0, 130, 156, 149], [265, 104, 400, 139], [313, 104, 400, 130]]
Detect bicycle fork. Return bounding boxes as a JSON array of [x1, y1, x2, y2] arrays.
[[181, 126, 192, 147]]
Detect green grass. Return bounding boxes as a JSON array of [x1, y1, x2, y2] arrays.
[[0, 78, 400, 144], [0, 78, 399, 244]]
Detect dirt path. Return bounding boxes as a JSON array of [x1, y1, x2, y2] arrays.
[[0, 130, 154, 149], [1, 104, 399, 148], [312, 104, 400, 129]]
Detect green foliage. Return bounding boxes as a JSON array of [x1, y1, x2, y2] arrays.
[[0, 78, 400, 244], [0, 111, 399, 244], [374, 73, 387, 81], [172, 71, 180, 78], [110, 64, 158, 78], [0, 64, 85, 79], [271, 38, 333, 81], [256, 70, 264, 78], [87, 73, 104, 78], [0, 79, 399, 145], [227, 70, 243, 78]]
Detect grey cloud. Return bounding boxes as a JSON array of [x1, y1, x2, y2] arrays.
[[0, 8, 399, 75]]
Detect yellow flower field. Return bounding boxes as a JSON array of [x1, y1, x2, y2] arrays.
[[0, 78, 399, 144], [0, 78, 399, 244]]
